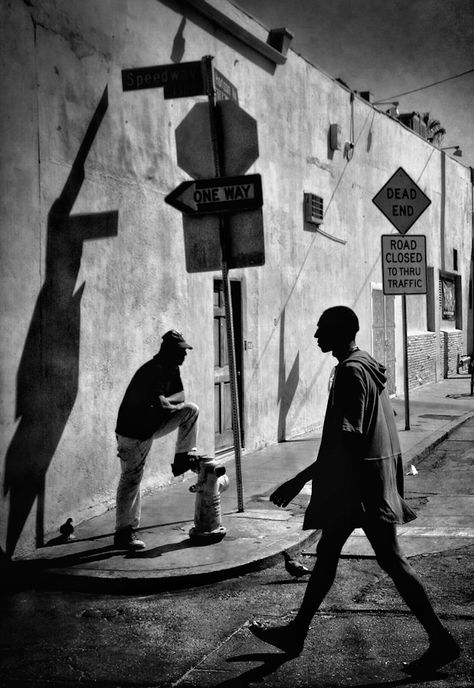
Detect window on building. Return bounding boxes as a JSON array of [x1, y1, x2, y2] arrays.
[[453, 248, 458, 271], [439, 269, 462, 329], [441, 276, 456, 320]]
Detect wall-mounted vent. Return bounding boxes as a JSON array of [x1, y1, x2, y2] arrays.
[[304, 193, 324, 225]]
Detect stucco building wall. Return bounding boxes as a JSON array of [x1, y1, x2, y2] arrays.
[[1, 0, 472, 557]]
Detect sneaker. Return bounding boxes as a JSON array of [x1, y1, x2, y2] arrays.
[[113, 526, 146, 550], [402, 629, 461, 675], [248, 620, 305, 656], [171, 452, 201, 477]]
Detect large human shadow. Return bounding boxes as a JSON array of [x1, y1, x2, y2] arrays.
[[3, 86, 118, 557]]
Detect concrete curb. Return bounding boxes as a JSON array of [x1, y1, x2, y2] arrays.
[[4, 410, 473, 593], [4, 526, 322, 594], [402, 410, 474, 468]]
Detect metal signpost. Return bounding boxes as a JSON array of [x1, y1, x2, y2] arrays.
[[373, 168, 430, 430], [200, 55, 245, 512], [123, 55, 261, 512]]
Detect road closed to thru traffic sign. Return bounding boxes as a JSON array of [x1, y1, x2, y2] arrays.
[[381, 234, 427, 294]]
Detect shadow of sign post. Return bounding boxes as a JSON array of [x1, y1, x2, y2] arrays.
[[3, 86, 118, 557]]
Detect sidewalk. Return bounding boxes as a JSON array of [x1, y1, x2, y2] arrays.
[[10, 376, 474, 591]]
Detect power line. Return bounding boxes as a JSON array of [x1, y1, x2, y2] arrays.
[[379, 68, 474, 100]]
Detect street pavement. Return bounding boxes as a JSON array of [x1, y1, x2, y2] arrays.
[[6, 375, 474, 592], [1, 375, 473, 687]]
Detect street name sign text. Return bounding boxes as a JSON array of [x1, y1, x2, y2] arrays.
[[214, 68, 239, 102], [381, 234, 427, 294], [122, 60, 205, 98], [373, 167, 431, 234], [165, 174, 262, 215]]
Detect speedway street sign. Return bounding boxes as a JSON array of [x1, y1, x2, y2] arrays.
[[165, 174, 262, 215], [121, 60, 206, 98]]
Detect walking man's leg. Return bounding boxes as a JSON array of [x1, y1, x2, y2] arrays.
[[114, 435, 152, 549], [364, 520, 460, 673], [250, 523, 354, 655]]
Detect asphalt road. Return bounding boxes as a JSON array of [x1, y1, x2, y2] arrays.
[[1, 420, 473, 687]]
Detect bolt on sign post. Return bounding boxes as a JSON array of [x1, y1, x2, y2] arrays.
[[373, 168, 431, 431]]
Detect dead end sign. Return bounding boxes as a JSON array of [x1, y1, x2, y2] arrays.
[[373, 167, 431, 235], [381, 234, 427, 294]]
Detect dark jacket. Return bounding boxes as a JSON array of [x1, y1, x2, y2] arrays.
[[115, 353, 183, 440], [303, 349, 416, 529]]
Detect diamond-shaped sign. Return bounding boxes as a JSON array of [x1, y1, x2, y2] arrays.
[[372, 167, 431, 234]]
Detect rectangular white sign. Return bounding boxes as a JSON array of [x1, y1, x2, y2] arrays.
[[381, 234, 427, 294]]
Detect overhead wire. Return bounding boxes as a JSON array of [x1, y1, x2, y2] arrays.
[[378, 68, 474, 101]]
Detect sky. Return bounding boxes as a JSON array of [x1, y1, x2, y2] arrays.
[[232, 0, 474, 169]]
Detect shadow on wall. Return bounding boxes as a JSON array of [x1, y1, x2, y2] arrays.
[[3, 86, 118, 558], [277, 308, 300, 442]]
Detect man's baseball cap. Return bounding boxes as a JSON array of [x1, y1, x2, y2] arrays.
[[162, 329, 193, 349]]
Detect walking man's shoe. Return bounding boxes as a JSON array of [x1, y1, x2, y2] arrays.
[[402, 629, 461, 675], [249, 620, 305, 656], [171, 452, 201, 476], [113, 526, 146, 550]]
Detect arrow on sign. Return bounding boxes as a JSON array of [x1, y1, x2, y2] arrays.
[[165, 174, 263, 215]]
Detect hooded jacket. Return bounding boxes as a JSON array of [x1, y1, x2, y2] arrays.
[[303, 349, 417, 529]]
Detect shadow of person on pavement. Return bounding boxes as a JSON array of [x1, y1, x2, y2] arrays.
[[3, 86, 118, 558], [343, 671, 449, 688], [125, 536, 223, 558], [218, 651, 291, 687]]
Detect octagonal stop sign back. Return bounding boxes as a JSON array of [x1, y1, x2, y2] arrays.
[[176, 100, 259, 178], [175, 100, 263, 271]]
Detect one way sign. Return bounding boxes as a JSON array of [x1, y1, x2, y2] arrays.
[[165, 174, 263, 215]]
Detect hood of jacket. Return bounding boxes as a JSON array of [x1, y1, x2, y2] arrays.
[[340, 349, 387, 392]]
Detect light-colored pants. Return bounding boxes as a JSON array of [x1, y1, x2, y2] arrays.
[[115, 402, 199, 530]]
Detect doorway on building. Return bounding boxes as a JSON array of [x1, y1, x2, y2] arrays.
[[372, 287, 396, 394], [214, 279, 244, 453]]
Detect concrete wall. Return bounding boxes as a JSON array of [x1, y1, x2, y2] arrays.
[[1, 0, 472, 557]]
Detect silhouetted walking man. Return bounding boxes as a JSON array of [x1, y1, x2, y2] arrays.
[[250, 306, 460, 675], [114, 330, 199, 550]]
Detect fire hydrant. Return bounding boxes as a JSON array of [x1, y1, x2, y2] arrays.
[[189, 456, 229, 541]]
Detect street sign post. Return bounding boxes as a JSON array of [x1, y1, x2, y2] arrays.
[[372, 167, 431, 235], [165, 174, 262, 215], [198, 56, 249, 512], [381, 235, 427, 295], [373, 170, 432, 431], [122, 55, 257, 514], [381, 233, 427, 431]]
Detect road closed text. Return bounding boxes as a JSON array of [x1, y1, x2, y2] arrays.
[[381, 235, 427, 294]]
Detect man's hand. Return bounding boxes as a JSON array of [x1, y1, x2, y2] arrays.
[[159, 395, 184, 412], [270, 476, 306, 508]]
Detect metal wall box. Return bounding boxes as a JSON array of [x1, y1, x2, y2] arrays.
[[304, 193, 324, 225], [329, 123, 342, 150]]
